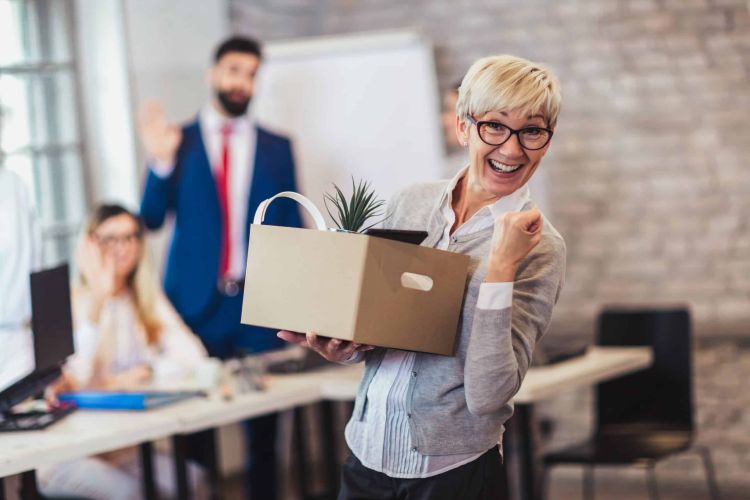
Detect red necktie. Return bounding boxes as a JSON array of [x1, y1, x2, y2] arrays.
[[217, 123, 233, 278]]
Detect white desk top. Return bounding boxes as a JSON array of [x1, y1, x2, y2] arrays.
[[157, 373, 325, 435], [314, 346, 653, 404], [0, 346, 651, 477], [0, 409, 179, 477], [514, 346, 652, 402]]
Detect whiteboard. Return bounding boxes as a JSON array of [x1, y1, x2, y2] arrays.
[[253, 31, 444, 227]]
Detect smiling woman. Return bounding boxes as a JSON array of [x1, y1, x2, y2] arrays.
[[454, 55, 561, 220], [37, 204, 209, 500], [278, 54, 567, 500]]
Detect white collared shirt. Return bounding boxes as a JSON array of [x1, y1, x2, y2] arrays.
[[345, 166, 532, 478], [150, 104, 257, 281], [199, 104, 256, 280], [0, 169, 42, 328]]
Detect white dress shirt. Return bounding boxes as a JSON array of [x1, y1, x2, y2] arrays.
[[345, 166, 531, 478], [0, 169, 42, 328], [66, 288, 208, 387], [150, 104, 257, 281]]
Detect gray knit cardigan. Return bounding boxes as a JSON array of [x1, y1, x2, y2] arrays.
[[346, 180, 566, 455]]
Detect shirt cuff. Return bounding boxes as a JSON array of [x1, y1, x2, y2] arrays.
[[149, 159, 176, 178], [340, 350, 365, 365], [476, 282, 513, 310]]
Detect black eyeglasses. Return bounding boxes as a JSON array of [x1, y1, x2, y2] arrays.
[[94, 232, 141, 249], [467, 116, 553, 151]]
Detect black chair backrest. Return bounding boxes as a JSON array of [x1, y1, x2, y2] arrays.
[[595, 308, 693, 435]]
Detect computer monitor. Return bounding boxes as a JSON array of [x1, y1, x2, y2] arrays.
[[31, 264, 75, 372], [0, 264, 75, 418]]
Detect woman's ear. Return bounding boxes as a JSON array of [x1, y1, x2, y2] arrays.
[[455, 115, 469, 147]]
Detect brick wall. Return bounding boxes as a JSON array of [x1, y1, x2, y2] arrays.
[[231, 0, 749, 339], [230, 0, 750, 489]]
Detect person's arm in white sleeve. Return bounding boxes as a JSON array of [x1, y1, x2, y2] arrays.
[[64, 292, 103, 388], [151, 291, 207, 382]]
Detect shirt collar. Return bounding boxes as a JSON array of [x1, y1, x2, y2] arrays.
[[441, 165, 532, 218]]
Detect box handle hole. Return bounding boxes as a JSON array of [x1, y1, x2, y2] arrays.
[[401, 272, 433, 292]]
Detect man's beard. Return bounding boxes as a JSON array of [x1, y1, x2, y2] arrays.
[[216, 90, 251, 117]]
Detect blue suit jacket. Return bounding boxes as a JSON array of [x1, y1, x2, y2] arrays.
[[140, 119, 302, 328]]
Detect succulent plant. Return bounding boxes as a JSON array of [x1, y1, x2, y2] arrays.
[[324, 177, 386, 233]]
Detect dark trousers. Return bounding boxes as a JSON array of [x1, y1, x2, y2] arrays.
[[338, 446, 508, 500], [187, 291, 284, 499]]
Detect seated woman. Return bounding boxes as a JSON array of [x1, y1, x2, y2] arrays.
[[279, 54, 566, 499], [38, 204, 208, 500]]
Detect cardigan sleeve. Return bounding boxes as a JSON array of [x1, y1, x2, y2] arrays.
[[463, 233, 566, 416]]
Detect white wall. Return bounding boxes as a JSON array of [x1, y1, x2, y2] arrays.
[[75, 0, 228, 207], [75, 0, 139, 209], [122, 0, 228, 142]]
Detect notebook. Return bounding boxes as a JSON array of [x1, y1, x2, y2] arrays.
[[58, 390, 205, 410]]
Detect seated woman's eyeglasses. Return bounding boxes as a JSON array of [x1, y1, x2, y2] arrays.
[[94, 232, 141, 248], [467, 116, 553, 151]]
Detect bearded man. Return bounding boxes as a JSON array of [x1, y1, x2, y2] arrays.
[[138, 36, 302, 500]]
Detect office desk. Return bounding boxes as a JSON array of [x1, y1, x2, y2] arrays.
[[0, 376, 326, 499], [159, 374, 324, 434], [313, 346, 653, 404], [0, 347, 651, 500], [0, 410, 178, 479]]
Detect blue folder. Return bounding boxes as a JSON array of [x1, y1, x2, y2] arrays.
[[57, 390, 205, 410]]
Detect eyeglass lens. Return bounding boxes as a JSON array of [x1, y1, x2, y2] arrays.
[[479, 122, 550, 150]]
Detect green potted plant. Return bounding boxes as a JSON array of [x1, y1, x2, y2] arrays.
[[324, 177, 387, 233], [324, 178, 427, 245]]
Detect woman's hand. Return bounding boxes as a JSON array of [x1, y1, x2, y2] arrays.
[[486, 208, 543, 282], [77, 236, 117, 322], [277, 330, 375, 363], [44, 369, 79, 404], [106, 365, 153, 390]]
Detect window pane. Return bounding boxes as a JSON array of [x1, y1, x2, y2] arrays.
[[1, 0, 85, 268], [42, 231, 79, 267], [0, 74, 32, 151], [2, 152, 36, 206], [0, 0, 35, 65], [0, 0, 72, 66], [35, 0, 73, 64], [0, 70, 80, 149], [32, 150, 87, 227]]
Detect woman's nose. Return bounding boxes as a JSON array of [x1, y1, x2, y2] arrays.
[[498, 133, 525, 158]]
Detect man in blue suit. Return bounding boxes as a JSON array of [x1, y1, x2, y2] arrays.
[[138, 36, 301, 499]]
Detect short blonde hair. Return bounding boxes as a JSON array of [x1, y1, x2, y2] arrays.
[[456, 55, 562, 128]]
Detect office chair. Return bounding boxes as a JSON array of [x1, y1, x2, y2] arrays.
[[542, 308, 721, 500]]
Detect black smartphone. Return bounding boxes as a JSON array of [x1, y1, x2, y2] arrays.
[[363, 228, 429, 245]]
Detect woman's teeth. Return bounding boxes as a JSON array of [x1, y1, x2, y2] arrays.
[[489, 159, 522, 173]]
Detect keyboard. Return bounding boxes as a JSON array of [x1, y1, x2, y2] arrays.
[[0, 403, 77, 432]]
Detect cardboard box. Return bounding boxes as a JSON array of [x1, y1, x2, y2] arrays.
[[241, 224, 470, 356]]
